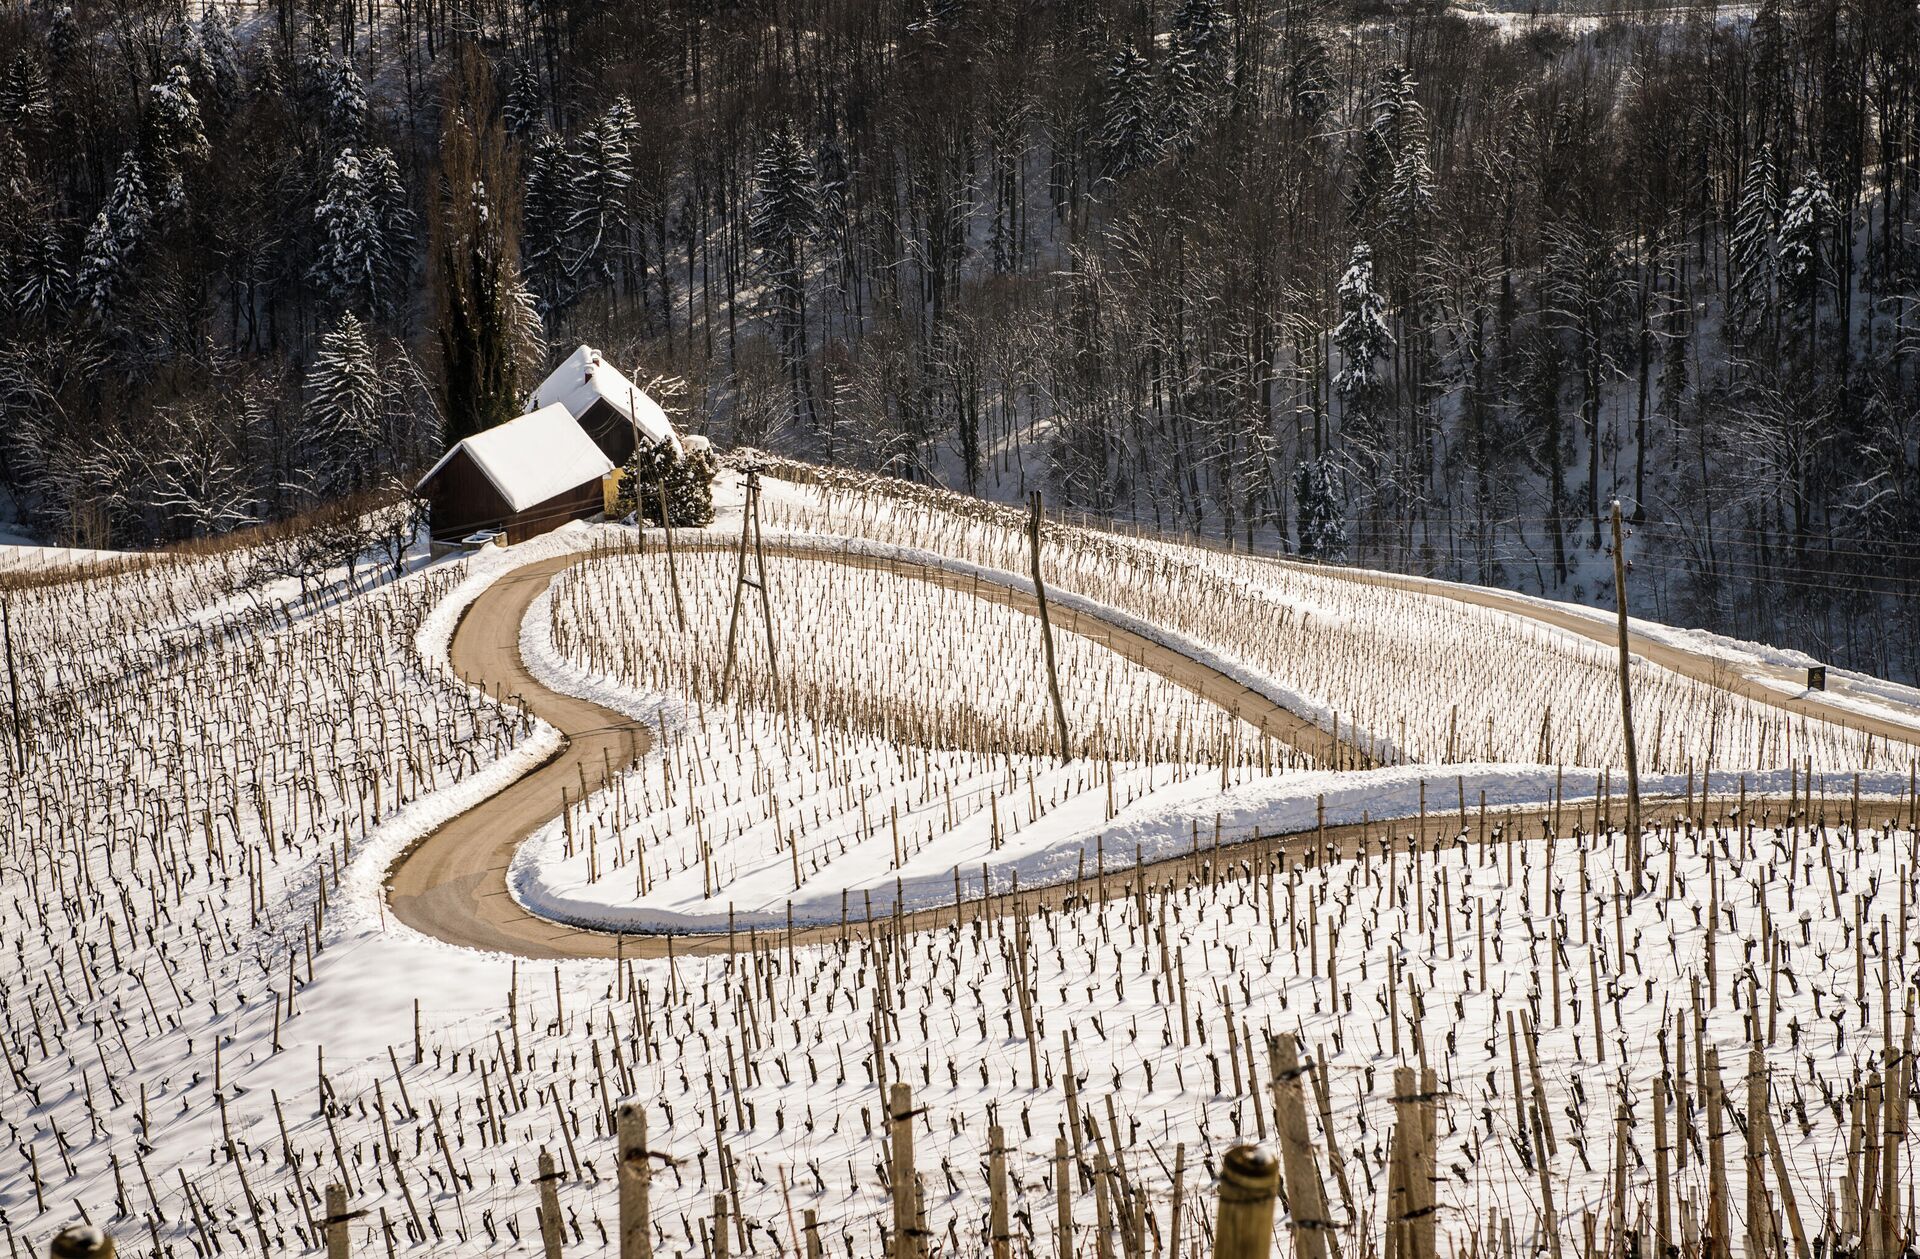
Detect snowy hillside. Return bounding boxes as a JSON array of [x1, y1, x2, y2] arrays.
[[2, 460, 1917, 1259]]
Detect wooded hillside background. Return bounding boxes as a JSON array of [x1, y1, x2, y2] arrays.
[[1, 0, 1916, 677]]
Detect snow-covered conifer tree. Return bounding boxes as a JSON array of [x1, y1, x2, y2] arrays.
[[147, 63, 210, 210], [750, 127, 818, 426], [1352, 68, 1421, 224], [567, 103, 635, 283], [1333, 242, 1392, 425], [748, 126, 817, 427], [750, 129, 818, 256], [1162, 0, 1226, 150], [170, 17, 208, 88], [313, 148, 378, 311], [1386, 138, 1435, 230], [315, 146, 410, 318], [303, 311, 384, 498], [504, 60, 543, 136], [0, 133, 64, 321], [522, 128, 569, 311], [76, 151, 151, 314], [47, 6, 79, 67], [667, 437, 718, 527], [196, 2, 243, 108], [329, 59, 367, 140], [362, 146, 414, 312], [0, 54, 52, 136], [1293, 452, 1346, 561], [615, 433, 715, 528], [1729, 144, 1780, 335], [11, 224, 69, 321], [1777, 171, 1833, 320], [309, 30, 366, 145], [1097, 47, 1161, 178]]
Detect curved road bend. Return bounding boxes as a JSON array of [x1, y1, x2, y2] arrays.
[[389, 545, 1370, 958]]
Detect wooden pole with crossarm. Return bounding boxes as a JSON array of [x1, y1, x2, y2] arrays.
[[721, 470, 778, 703]]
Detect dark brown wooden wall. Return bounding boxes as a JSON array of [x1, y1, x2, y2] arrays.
[[420, 449, 513, 541], [577, 399, 638, 467], [503, 481, 605, 543]]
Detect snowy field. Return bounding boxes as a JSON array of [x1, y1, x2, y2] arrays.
[[516, 542, 1288, 929], [1, 462, 1916, 1259], [752, 468, 1890, 773]]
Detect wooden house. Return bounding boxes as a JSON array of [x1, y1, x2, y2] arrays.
[[413, 404, 614, 545], [531, 345, 681, 468]]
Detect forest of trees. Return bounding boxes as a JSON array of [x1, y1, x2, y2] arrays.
[[0, 0, 1916, 676]]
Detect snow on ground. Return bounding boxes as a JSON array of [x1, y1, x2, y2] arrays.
[[1337, 560, 1920, 745], [0, 536, 546, 1255], [551, 812, 1913, 1257], [512, 540, 1280, 929], [1448, 2, 1758, 38], [752, 468, 1899, 775], [1, 506, 430, 712], [507, 528, 1920, 932], [3, 464, 1917, 1259], [0, 541, 128, 572]]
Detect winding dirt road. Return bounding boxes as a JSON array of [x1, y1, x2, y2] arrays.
[[388, 540, 1920, 961], [387, 556, 644, 957], [387, 544, 1368, 959]]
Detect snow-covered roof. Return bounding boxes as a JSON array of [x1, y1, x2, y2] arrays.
[[414, 403, 614, 512], [532, 345, 680, 452]]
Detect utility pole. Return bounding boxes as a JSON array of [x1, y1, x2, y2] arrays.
[[624, 382, 646, 553], [656, 479, 685, 632], [1027, 492, 1072, 761], [1610, 500, 1644, 895]]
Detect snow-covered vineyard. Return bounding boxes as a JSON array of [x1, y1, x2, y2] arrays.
[[3, 461, 1919, 1259]]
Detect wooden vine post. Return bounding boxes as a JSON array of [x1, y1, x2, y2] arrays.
[[988, 1122, 1012, 1259], [890, 1083, 921, 1259], [1610, 500, 1644, 894], [324, 1184, 353, 1259], [616, 1101, 654, 1259], [1055, 1137, 1073, 1259], [1386, 1068, 1437, 1259], [1, 588, 21, 763], [536, 1149, 564, 1259], [48, 1226, 113, 1259], [1028, 492, 1072, 760], [1271, 1035, 1334, 1259], [1212, 1144, 1280, 1259]]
